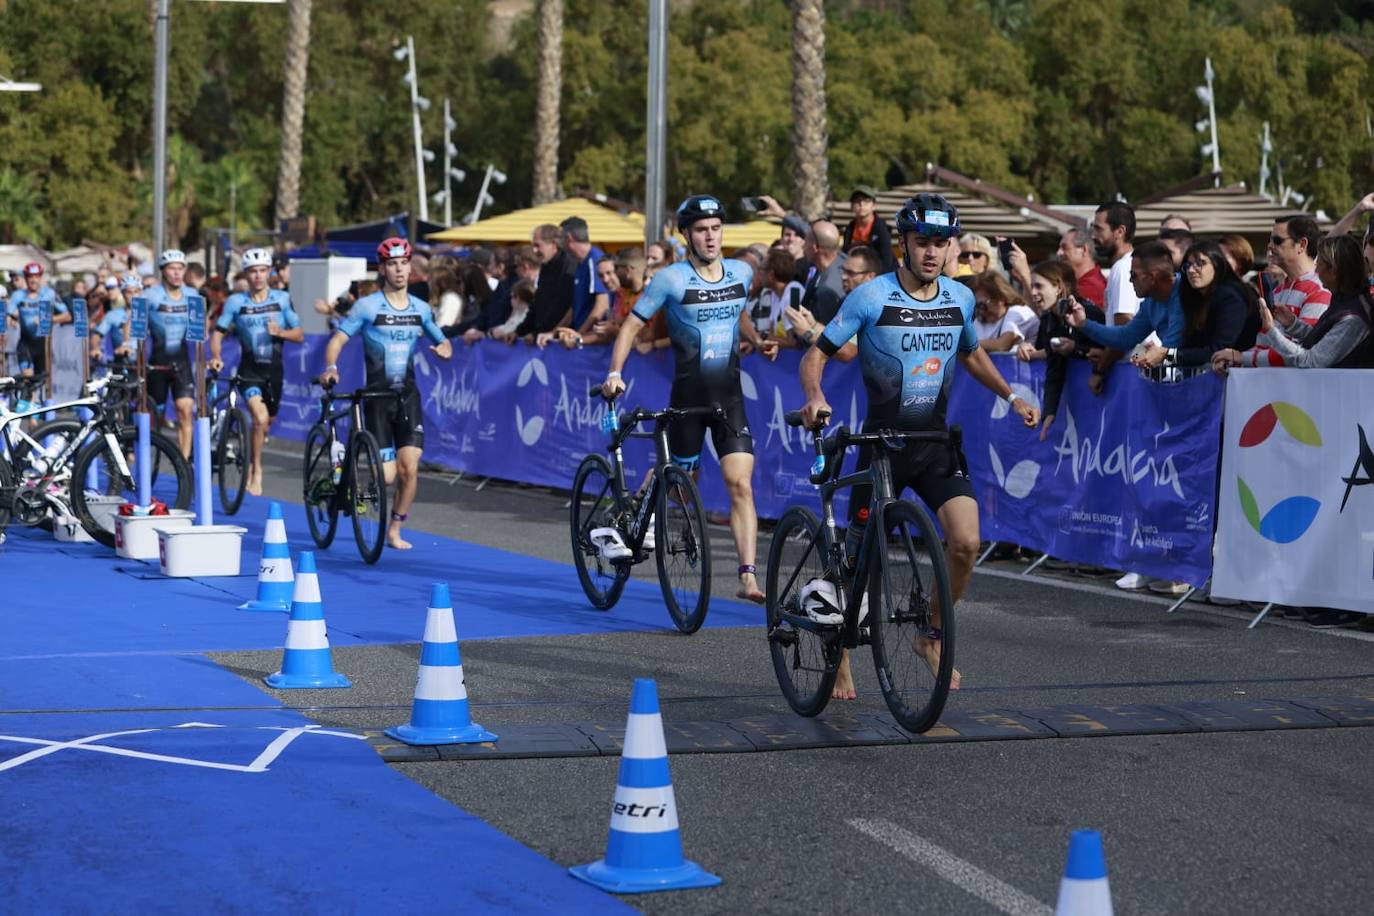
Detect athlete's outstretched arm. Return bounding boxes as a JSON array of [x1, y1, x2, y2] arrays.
[[319, 330, 350, 383], [601, 313, 645, 398], [798, 345, 832, 428], [957, 348, 1039, 427]]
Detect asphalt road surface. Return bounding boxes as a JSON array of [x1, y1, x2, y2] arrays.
[[219, 443, 1374, 915]]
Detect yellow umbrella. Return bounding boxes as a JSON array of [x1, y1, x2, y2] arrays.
[[427, 199, 646, 247]]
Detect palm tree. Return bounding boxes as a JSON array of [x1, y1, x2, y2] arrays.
[[274, 0, 312, 224], [0, 168, 47, 244], [531, 0, 564, 205], [790, 0, 830, 221]]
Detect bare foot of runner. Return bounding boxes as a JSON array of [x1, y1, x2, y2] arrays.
[[735, 570, 765, 603], [246, 474, 263, 497], [915, 634, 961, 690], [387, 525, 413, 550], [832, 650, 856, 700]]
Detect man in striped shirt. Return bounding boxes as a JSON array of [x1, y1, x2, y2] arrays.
[[1266, 214, 1330, 326]]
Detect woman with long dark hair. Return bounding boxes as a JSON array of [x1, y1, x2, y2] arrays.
[[1214, 234, 1374, 371], [1022, 258, 1104, 442], [1134, 240, 1258, 371]]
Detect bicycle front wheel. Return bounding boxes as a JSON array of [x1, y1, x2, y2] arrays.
[[71, 429, 193, 547], [765, 506, 839, 717], [868, 499, 955, 734], [302, 424, 339, 548], [349, 430, 388, 564], [217, 410, 249, 515], [569, 453, 630, 610], [655, 464, 712, 634]]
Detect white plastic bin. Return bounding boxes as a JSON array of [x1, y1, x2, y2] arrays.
[[83, 496, 125, 539], [53, 514, 95, 543], [115, 509, 195, 559], [157, 524, 248, 578]]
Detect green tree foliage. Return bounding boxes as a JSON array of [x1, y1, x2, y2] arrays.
[[0, 0, 1370, 248]]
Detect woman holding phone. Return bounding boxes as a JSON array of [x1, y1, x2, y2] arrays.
[[1134, 240, 1258, 371]]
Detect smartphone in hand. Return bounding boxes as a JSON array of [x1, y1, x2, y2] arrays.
[[997, 238, 1014, 273]]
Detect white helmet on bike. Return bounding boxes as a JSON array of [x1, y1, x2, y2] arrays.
[[241, 248, 273, 269]]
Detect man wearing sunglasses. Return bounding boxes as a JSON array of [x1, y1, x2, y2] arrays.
[[1265, 215, 1330, 327]]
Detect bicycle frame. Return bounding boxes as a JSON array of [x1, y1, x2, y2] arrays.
[[600, 414, 674, 555]]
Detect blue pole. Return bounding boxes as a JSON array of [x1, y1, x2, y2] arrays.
[[135, 411, 152, 508], [194, 415, 212, 526], [80, 407, 98, 492]]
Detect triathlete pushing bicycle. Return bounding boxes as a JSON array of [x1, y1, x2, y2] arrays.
[[601, 195, 779, 603], [798, 193, 1039, 698], [319, 237, 452, 550]]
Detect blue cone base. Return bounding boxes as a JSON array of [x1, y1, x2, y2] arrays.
[[384, 721, 497, 746], [568, 859, 721, 894], [264, 671, 351, 689], [238, 598, 290, 613]]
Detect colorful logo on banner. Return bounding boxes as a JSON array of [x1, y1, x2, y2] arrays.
[[1236, 401, 1322, 544], [987, 382, 1041, 499]]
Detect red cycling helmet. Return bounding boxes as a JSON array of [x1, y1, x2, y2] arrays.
[[376, 237, 412, 263], [22, 262, 44, 276]]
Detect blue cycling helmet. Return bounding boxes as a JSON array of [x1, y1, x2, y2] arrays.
[[894, 193, 960, 238], [676, 194, 724, 231]]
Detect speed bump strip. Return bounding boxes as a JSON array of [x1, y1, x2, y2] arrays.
[[366, 696, 1372, 762]]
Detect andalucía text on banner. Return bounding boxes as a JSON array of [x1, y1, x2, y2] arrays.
[[948, 358, 1223, 588], [1211, 369, 1374, 613]]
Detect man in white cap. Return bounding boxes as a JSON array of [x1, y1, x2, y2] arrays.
[[138, 249, 197, 457]]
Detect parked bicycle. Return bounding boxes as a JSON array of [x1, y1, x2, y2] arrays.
[[206, 369, 249, 515], [301, 378, 395, 564], [764, 410, 958, 733], [569, 385, 724, 634]]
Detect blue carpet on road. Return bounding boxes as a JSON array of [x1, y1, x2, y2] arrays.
[[0, 491, 749, 912]]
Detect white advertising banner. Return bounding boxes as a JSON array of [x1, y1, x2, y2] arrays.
[[1212, 369, 1374, 612]]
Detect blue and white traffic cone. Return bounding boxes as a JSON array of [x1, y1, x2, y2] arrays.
[[569, 678, 721, 894], [385, 583, 496, 745], [239, 501, 294, 612], [1055, 829, 1113, 916], [263, 551, 350, 689]]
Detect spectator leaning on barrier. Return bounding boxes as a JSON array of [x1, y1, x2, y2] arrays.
[[516, 223, 575, 340], [970, 272, 1038, 352], [1093, 202, 1141, 327], [1215, 234, 1374, 371], [748, 247, 803, 345], [1021, 259, 1104, 442], [550, 255, 623, 349], [1266, 214, 1330, 326], [489, 279, 535, 344], [801, 220, 847, 325], [558, 216, 609, 338], [1132, 240, 1259, 372], [842, 185, 896, 272], [1065, 241, 1184, 362], [1057, 227, 1107, 308]]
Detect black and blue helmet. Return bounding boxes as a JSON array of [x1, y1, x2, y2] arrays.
[[676, 194, 725, 230], [894, 193, 960, 239]]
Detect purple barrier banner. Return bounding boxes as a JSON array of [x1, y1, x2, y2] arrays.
[[947, 357, 1223, 587], [266, 337, 1221, 584]]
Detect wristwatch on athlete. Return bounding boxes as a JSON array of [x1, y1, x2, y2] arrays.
[[1005, 391, 1022, 406]]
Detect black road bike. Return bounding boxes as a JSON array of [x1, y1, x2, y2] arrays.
[[765, 410, 958, 733], [207, 370, 250, 515], [570, 386, 724, 634], [301, 379, 397, 565]]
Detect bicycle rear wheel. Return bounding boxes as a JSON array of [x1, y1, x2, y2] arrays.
[[216, 409, 249, 516], [765, 506, 839, 716], [655, 465, 712, 634], [569, 453, 630, 610], [70, 429, 193, 547], [302, 424, 339, 548], [349, 430, 387, 564], [868, 499, 955, 734]]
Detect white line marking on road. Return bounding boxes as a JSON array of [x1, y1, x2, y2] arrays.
[[848, 818, 1052, 916], [0, 723, 367, 774]]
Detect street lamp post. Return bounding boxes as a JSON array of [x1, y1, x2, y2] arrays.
[[152, 0, 171, 257], [644, 0, 668, 246], [440, 99, 465, 227], [468, 165, 507, 225], [394, 36, 431, 223]]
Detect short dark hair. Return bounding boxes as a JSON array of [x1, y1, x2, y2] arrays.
[[765, 247, 796, 281], [533, 223, 561, 245], [1095, 202, 1136, 243], [1275, 214, 1321, 255], [511, 278, 536, 304], [560, 216, 590, 243], [185, 263, 206, 281], [1132, 240, 1173, 271], [846, 245, 879, 274]]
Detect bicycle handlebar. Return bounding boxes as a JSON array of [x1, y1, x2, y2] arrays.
[[784, 409, 960, 484]]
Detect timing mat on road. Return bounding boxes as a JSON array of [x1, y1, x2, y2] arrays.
[[365, 695, 1374, 761]]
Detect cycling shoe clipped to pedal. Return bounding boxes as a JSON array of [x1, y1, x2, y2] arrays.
[[641, 514, 656, 551], [799, 578, 870, 627], [589, 527, 633, 560]]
